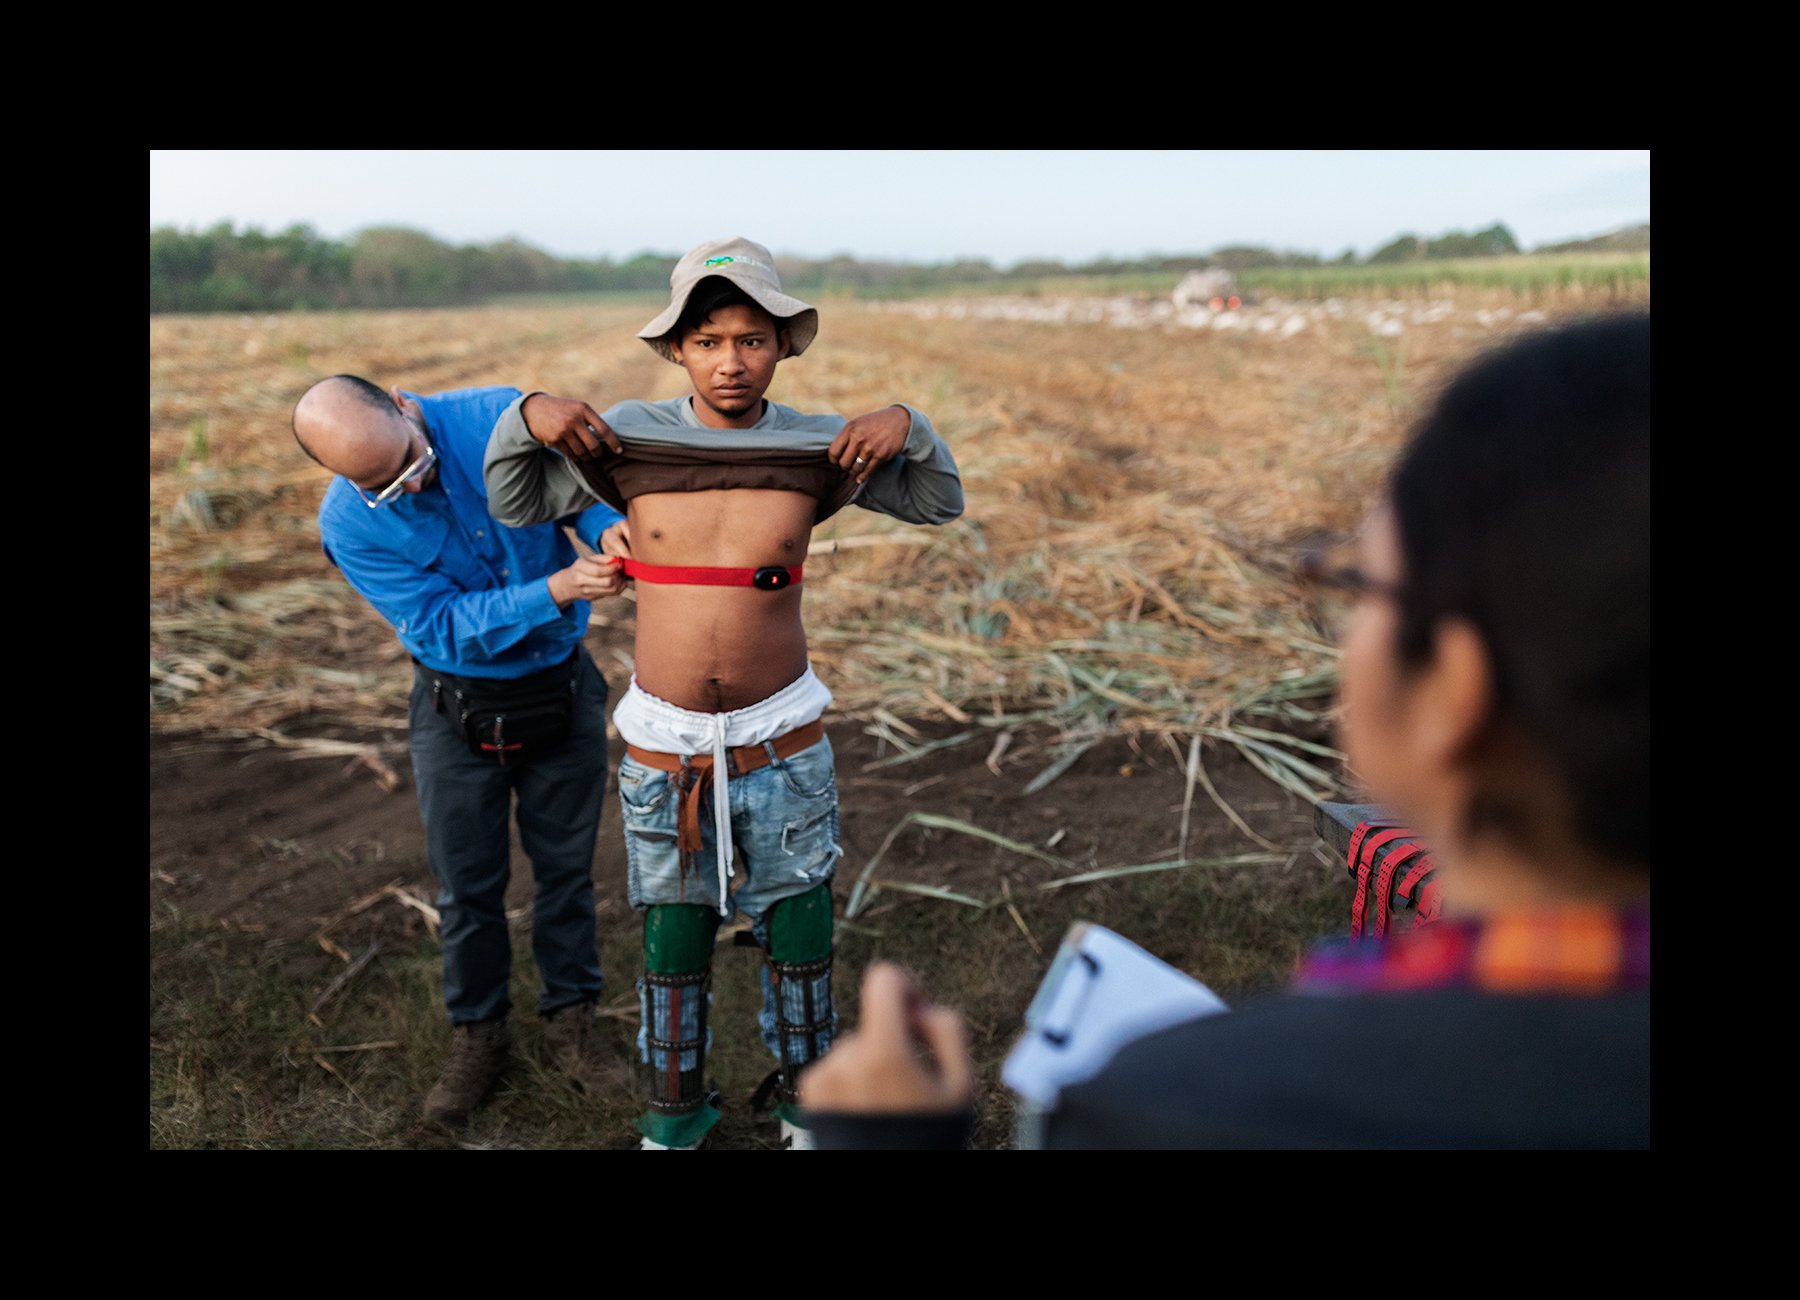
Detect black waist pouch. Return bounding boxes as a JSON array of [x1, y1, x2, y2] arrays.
[[424, 651, 581, 766]]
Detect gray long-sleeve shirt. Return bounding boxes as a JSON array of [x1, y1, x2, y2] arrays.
[[482, 394, 963, 529]]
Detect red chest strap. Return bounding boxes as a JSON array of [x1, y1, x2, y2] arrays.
[[620, 558, 803, 591]]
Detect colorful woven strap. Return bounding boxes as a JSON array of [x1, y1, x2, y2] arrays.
[[621, 558, 802, 590], [1299, 903, 1649, 994]]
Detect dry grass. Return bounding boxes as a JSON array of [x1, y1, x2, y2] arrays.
[[150, 287, 1647, 792]]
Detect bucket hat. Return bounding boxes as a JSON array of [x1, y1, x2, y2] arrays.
[[638, 236, 819, 362]]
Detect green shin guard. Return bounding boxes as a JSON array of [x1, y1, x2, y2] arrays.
[[767, 884, 836, 1125], [637, 904, 721, 1147], [770, 882, 833, 963], [645, 902, 719, 973]]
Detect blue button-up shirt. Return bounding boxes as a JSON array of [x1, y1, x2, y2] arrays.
[[319, 386, 625, 680]]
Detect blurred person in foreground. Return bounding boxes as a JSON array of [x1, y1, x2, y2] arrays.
[[482, 237, 963, 1149], [293, 376, 630, 1128], [801, 312, 1651, 1149]]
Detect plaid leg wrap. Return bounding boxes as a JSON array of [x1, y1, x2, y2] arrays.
[[769, 951, 835, 1105], [642, 966, 711, 1115]]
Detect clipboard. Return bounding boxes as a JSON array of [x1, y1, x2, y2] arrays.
[[1002, 922, 1228, 1109]]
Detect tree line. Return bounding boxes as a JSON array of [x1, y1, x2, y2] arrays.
[[150, 220, 1624, 314]]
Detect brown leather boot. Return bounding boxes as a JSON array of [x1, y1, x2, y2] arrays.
[[422, 1019, 510, 1125], [541, 1001, 632, 1092]]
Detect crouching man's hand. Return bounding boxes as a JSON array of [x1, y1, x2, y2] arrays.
[[598, 519, 633, 560], [522, 393, 621, 461], [596, 521, 633, 586], [547, 554, 625, 607]]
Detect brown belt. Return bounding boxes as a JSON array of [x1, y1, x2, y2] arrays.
[[626, 719, 826, 856]]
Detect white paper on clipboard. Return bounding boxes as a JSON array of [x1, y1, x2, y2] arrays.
[[1001, 922, 1228, 1107]]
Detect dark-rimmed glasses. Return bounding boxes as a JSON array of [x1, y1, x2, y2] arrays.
[[1298, 547, 1405, 601], [1297, 543, 1407, 642]]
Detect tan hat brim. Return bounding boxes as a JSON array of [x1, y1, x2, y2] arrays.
[[638, 277, 819, 362]]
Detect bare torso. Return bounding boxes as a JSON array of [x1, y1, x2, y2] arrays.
[[628, 488, 816, 712]]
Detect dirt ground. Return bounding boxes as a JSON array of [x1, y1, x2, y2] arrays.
[[148, 693, 1326, 955], [152, 589, 1339, 928], [149, 718, 1331, 942]]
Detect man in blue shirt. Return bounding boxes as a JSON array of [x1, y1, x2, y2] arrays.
[[294, 374, 630, 1127]]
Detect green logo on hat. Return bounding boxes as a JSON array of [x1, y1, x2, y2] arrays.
[[703, 256, 735, 267]]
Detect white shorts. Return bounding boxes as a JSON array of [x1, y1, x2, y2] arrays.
[[611, 665, 832, 754]]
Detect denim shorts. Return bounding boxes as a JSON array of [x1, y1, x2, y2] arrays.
[[617, 734, 842, 924]]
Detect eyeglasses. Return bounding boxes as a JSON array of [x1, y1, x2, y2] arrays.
[[1297, 544, 1406, 642], [357, 441, 437, 509], [1298, 548, 1405, 601]]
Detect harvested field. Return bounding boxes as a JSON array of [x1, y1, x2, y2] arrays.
[[149, 279, 1648, 1148], [152, 289, 1649, 793]]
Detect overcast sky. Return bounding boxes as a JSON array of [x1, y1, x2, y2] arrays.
[[149, 150, 1650, 265]]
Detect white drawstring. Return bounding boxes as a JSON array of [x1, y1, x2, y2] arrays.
[[712, 713, 732, 916]]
